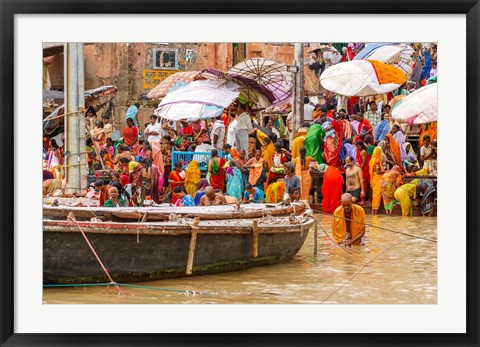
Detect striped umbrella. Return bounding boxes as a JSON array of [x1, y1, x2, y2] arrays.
[[146, 71, 201, 99]]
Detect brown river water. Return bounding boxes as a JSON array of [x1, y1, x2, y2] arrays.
[[43, 214, 437, 304]]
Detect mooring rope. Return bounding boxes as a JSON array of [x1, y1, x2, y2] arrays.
[[43, 282, 209, 296], [67, 213, 125, 295]]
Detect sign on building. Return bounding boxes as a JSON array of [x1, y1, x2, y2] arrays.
[[153, 48, 178, 70], [143, 70, 178, 89]]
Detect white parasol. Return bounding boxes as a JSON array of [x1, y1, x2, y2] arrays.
[[392, 83, 437, 124], [320, 60, 407, 97]]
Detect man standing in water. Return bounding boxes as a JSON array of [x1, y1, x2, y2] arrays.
[[331, 193, 366, 246], [344, 156, 365, 203]]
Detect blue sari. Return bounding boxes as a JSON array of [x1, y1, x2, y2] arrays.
[[374, 120, 390, 143], [226, 167, 243, 200]]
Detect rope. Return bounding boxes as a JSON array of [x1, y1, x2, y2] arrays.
[[313, 218, 360, 254], [315, 210, 437, 243], [67, 213, 125, 295], [43, 283, 208, 296]]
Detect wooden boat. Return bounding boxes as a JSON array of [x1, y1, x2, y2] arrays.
[[43, 202, 308, 221], [43, 215, 315, 284]]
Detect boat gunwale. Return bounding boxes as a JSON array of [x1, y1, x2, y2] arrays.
[[43, 218, 315, 236]]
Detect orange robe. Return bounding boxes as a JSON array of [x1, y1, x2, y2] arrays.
[[331, 204, 366, 245], [294, 156, 313, 201]]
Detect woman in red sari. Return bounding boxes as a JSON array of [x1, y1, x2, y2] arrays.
[[355, 140, 371, 202], [321, 165, 344, 214], [168, 162, 185, 205], [123, 118, 139, 155], [321, 117, 343, 168], [208, 149, 226, 192]]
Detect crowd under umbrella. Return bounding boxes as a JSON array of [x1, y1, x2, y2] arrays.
[[146, 70, 202, 100], [353, 42, 415, 78], [391, 83, 437, 125], [320, 59, 407, 97], [227, 58, 293, 106], [154, 79, 240, 121]]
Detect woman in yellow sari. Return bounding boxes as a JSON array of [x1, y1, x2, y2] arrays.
[[184, 160, 201, 197], [265, 180, 285, 203], [369, 147, 385, 214], [294, 147, 316, 201], [380, 165, 404, 216], [394, 179, 419, 217]]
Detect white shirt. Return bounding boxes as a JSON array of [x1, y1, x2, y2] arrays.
[[210, 120, 226, 150], [236, 112, 253, 131], [227, 119, 237, 147], [145, 122, 162, 143], [304, 104, 315, 121]]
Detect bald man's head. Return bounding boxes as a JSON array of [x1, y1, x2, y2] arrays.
[[205, 186, 215, 199], [341, 193, 353, 203], [341, 193, 353, 212]]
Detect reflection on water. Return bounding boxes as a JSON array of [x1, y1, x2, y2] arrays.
[[43, 214, 437, 304]]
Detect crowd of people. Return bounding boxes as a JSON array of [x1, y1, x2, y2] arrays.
[[42, 44, 437, 219]]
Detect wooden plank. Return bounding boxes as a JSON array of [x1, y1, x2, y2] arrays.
[[252, 220, 259, 258], [186, 217, 199, 275]]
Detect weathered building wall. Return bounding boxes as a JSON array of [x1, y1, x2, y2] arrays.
[[44, 42, 319, 130]]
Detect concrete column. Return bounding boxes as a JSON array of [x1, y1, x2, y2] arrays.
[[64, 43, 87, 194], [290, 43, 304, 148]]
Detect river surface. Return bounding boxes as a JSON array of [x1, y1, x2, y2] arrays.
[[43, 214, 437, 304]]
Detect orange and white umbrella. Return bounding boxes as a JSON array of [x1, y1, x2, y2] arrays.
[[320, 59, 407, 97], [146, 71, 201, 99]]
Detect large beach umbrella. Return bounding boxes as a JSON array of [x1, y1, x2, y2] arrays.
[[158, 79, 240, 108], [200, 68, 274, 108], [154, 79, 240, 121], [354, 43, 414, 78], [155, 103, 224, 121], [392, 83, 437, 124], [320, 59, 407, 97], [228, 58, 293, 106], [146, 70, 201, 99]]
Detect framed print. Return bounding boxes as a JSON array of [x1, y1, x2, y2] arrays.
[[1, 0, 479, 346]]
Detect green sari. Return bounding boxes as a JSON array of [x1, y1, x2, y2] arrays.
[[304, 124, 325, 164]]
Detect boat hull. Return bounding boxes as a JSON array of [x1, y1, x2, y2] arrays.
[[43, 218, 314, 284]]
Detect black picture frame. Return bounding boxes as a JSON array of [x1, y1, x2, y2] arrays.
[[1, 1, 478, 346]]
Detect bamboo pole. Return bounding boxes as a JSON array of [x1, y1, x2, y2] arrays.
[[252, 220, 259, 258], [186, 217, 200, 275], [314, 221, 318, 259]]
